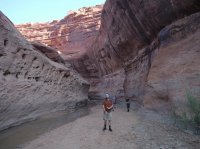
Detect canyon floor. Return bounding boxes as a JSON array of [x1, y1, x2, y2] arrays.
[[18, 101, 199, 149]]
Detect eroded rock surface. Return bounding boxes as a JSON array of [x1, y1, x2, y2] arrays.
[[31, 42, 65, 64], [0, 11, 89, 131], [92, 0, 200, 99], [143, 13, 200, 113], [16, 5, 102, 59], [94, 0, 200, 74], [16, 5, 103, 78], [15, 0, 200, 110]]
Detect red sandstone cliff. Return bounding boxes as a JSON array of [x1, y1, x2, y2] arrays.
[[90, 0, 200, 100], [16, 1, 200, 109], [16, 5, 102, 78], [16, 5, 102, 58], [143, 13, 200, 113], [2, 0, 200, 134]]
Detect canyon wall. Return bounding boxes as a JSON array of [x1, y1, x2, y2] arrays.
[[16, 5, 103, 78], [0, 11, 89, 131], [143, 13, 200, 113], [90, 0, 200, 101], [15, 1, 200, 106]]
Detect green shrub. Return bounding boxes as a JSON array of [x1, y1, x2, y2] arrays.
[[172, 91, 200, 134], [186, 92, 200, 127], [180, 112, 189, 129]]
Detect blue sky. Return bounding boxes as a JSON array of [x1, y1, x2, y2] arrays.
[[0, 0, 105, 24]]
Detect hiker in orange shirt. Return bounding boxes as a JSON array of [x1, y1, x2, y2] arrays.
[[102, 94, 113, 131]]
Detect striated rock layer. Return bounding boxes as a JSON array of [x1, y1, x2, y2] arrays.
[[143, 13, 200, 113], [15, 1, 200, 110], [16, 5, 103, 78], [31, 41, 66, 65], [0, 11, 89, 131], [92, 0, 200, 100]]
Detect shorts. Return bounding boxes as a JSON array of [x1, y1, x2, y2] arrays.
[[103, 111, 112, 121]]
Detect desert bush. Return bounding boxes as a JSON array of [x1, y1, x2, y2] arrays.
[[186, 92, 200, 127], [172, 91, 200, 134]]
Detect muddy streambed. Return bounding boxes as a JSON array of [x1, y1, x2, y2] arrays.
[[0, 107, 90, 149]]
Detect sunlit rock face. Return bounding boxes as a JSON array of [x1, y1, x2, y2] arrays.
[[16, 5, 102, 60], [0, 11, 89, 131], [16, 5, 103, 78]]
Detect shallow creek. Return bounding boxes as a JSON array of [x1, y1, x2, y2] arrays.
[[0, 107, 90, 149]]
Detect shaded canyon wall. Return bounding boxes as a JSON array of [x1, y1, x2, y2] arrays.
[[91, 0, 200, 102], [143, 13, 200, 113]]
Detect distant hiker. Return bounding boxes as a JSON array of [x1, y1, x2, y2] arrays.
[[112, 95, 117, 110], [126, 98, 130, 112], [102, 93, 113, 131], [112, 95, 117, 104]]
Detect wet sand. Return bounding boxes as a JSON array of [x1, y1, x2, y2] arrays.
[[0, 107, 90, 149]]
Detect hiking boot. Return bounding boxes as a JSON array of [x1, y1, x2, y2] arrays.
[[109, 126, 112, 132], [103, 125, 106, 131]]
